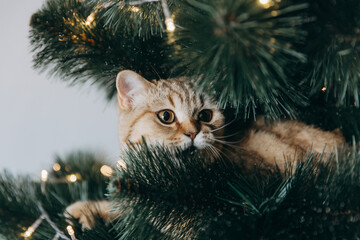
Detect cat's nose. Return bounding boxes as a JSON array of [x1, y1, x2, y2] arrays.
[[184, 131, 198, 141]]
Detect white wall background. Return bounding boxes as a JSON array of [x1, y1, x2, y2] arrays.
[[0, 0, 119, 174]]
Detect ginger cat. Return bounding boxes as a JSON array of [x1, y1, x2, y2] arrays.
[[65, 70, 344, 229]]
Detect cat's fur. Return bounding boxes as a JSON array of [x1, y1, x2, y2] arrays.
[[66, 70, 344, 229]]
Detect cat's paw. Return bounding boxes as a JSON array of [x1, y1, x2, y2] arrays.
[[64, 200, 112, 230]]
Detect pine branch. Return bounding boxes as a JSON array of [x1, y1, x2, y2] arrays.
[[30, 0, 173, 100], [299, 99, 360, 142], [29, 0, 360, 118], [0, 151, 112, 239], [109, 143, 360, 239], [171, 0, 309, 119], [303, 0, 360, 107], [0, 172, 41, 239], [89, 0, 180, 38]]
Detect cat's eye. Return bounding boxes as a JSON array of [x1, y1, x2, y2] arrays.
[[157, 110, 176, 124], [198, 109, 213, 122]]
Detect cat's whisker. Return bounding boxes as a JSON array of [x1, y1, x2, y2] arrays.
[[213, 136, 243, 144], [210, 145, 222, 159], [204, 145, 215, 158], [212, 131, 244, 139], [210, 144, 234, 162], [209, 137, 241, 146], [205, 144, 222, 160], [210, 119, 236, 133]]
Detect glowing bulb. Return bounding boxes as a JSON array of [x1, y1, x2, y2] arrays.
[[67, 174, 77, 183], [100, 165, 114, 177], [41, 170, 48, 182], [259, 0, 273, 8], [67, 225, 74, 235], [259, 0, 270, 4], [53, 163, 61, 172], [130, 6, 140, 12], [85, 13, 95, 25], [322, 87, 327, 92], [165, 18, 175, 32], [67, 225, 76, 240], [24, 227, 35, 237]]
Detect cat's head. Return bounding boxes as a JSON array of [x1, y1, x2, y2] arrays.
[[116, 70, 225, 155]]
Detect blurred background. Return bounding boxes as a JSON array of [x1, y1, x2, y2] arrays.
[[0, 0, 119, 174]]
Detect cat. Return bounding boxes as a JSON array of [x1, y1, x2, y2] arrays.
[[65, 70, 344, 229]]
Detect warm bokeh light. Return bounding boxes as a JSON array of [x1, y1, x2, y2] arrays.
[[322, 87, 327, 92], [41, 169, 48, 182], [67, 174, 77, 182], [100, 165, 114, 177], [66, 225, 74, 234], [259, 0, 270, 4], [66, 225, 76, 239], [259, 0, 273, 8], [24, 227, 34, 237], [52, 163, 61, 171], [130, 6, 140, 12], [85, 13, 95, 25], [165, 18, 175, 32]]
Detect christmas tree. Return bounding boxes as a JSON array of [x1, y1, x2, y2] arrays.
[[1, 0, 360, 239]]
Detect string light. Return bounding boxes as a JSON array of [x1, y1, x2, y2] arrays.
[[107, 0, 175, 32], [41, 170, 48, 182], [53, 232, 61, 240], [53, 163, 61, 172], [67, 174, 78, 183], [85, 12, 95, 25], [24, 201, 72, 239], [130, 6, 140, 12], [100, 165, 114, 177], [66, 226, 76, 240], [23, 215, 45, 238], [160, 0, 175, 32], [24, 227, 35, 237], [41, 169, 48, 194], [165, 18, 175, 32], [259, 0, 270, 4], [259, 0, 274, 8]]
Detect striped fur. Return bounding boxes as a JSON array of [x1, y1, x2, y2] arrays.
[[65, 71, 345, 230], [117, 71, 345, 172], [117, 72, 225, 156]]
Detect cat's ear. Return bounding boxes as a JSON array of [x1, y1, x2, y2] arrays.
[[116, 70, 151, 109]]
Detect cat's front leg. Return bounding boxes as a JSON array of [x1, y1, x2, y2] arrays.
[[65, 200, 114, 230]]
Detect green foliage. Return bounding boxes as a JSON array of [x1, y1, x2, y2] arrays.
[[89, 0, 180, 38], [109, 143, 360, 239], [30, 0, 172, 100], [1, 146, 359, 239], [29, 0, 360, 119], [109, 143, 247, 239], [172, 0, 308, 118], [0, 172, 41, 239], [51, 151, 108, 200], [303, 0, 360, 107], [23, 0, 360, 237], [0, 151, 112, 239], [299, 99, 360, 142]]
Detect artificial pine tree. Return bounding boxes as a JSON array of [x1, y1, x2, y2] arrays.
[[1, 0, 360, 239]]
